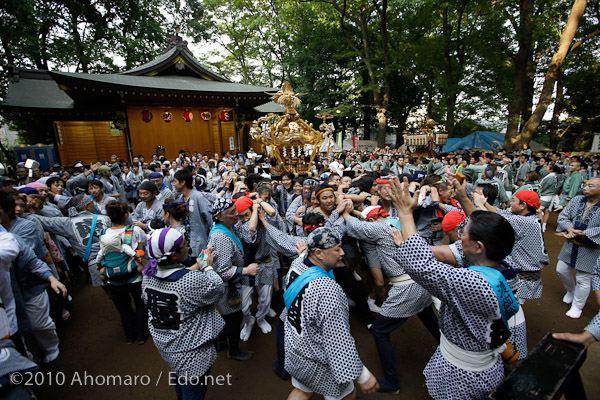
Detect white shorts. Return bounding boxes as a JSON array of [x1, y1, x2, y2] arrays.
[[291, 377, 355, 400]]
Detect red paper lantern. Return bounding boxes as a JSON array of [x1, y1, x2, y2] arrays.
[[182, 110, 193, 122], [162, 110, 173, 122], [141, 109, 152, 123], [219, 110, 233, 121], [201, 111, 211, 121]]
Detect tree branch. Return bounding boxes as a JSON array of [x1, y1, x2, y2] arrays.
[[568, 27, 600, 54]]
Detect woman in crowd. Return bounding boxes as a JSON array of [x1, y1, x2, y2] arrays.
[[96, 201, 148, 344]]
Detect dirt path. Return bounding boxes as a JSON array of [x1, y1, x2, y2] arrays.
[[37, 213, 599, 399]]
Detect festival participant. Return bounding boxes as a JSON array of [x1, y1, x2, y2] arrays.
[[539, 164, 562, 232], [109, 162, 128, 202], [388, 180, 520, 400], [172, 169, 213, 256], [375, 177, 398, 218], [27, 181, 62, 216], [327, 172, 341, 188], [0, 230, 23, 354], [96, 165, 121, 199], [512, 171, 540, 197], [149, 172, 173, 202], [142, 228, 224, 400], [343, 204, 440, 393], [15, 164, 32, 186], [46, 176, 65, 198], [0, 191, 48, 262], [555, 177, 600, 319], [441, 210, 467, 243], [0, 195, 67, 364], [515, 153, 532, 185], [412, 175, 444, 245], [558, 159, 584, 209], [161, 198, 189, 241], [474, 165, 510, 207], [233, 193, 278, 340], [88, 180, 116, 215], [286, 178, 318, 236], [96, 201, 147, 344], [274, 171, 295, 217], [29, 194, 111, 286], [132, 181, 163, 232], [471, 189, 549, 304], [556, 258, 600, 346], [313, 184, 373, 327], [208, 198, 259, 361], [261, 211, 324, 380], [284, 226, 378, 399], [124, 163, 143, 203], [535, 156, 549, 179], [436, 180, 461, 213], [282, 177, 306, 233]]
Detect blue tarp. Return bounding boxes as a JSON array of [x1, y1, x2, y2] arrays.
[[442, 131, 505, 152]]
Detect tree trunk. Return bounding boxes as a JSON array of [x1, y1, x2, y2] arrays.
[[1, 36, 14, 65], [358, 12, 386, 148], [549, 68, 565, 151], [442, 8, 456, 137], [504, 0, 534, 150], [521, 65, 535, 125], [378, 0, 391, 149], [513, 0, 587, 149], [359, 68, 373, 140]]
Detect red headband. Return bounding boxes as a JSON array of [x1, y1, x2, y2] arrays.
[[303, 222, 325, 234], [233, 196, 254, 213], [366, 207, 389, 220]]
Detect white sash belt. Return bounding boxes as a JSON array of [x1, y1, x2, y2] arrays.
[[439, 332, 505, 372], [389, 274, 415, 286]]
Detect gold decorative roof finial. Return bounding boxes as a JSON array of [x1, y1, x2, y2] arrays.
[[265, 82, 307, 114]]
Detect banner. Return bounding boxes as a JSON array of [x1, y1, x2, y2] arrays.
[[352, 136, 359, 151]]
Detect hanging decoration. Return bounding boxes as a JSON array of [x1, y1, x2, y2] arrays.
[[156, 145, 166, 157], [141, 110, 153, 123], [201, 111, 211, 121], [162, 110, 173, 122], [219, 110, 233, 121], [112, 112, 127, 130], [182, 109, 193, 122]]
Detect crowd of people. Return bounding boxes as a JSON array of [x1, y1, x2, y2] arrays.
[[1, 144, 599, 399]]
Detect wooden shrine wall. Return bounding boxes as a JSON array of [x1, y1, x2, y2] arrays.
[[54, 121, 128, 165]]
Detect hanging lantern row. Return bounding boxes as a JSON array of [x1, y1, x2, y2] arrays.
[[182, 109, 193, 122], [162, 110, 173, 122], [141, 109, 236, 123]]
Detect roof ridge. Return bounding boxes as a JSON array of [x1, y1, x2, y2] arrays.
[[121, 35, 229, 82]]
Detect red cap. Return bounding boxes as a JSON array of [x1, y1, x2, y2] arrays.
[[515, 190, 540, 209], [233, 196, 254, 213], [442, 210, 467, 233]]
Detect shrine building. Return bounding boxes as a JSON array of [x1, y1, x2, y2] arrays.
[[1, 35, 281, 164]]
